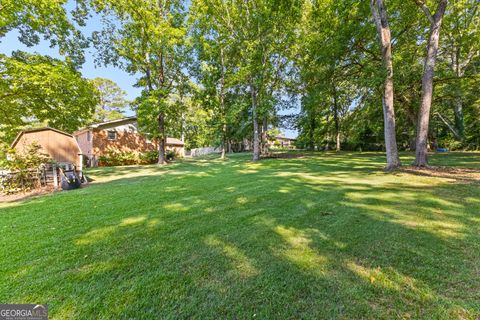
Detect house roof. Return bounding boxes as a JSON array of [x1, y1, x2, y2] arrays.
[[90, 117, 137, 129], [74, 117, 185, 146], [166, 137, 184, 146], [74, 117, 137, 134], [11, 127, 74, 148], [275, 135, 297, 141]]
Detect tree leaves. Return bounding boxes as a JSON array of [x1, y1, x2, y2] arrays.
[[0, 52, 98, 141], [91, 77, 131, 122]]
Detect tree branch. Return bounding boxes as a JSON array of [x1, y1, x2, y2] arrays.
[[414, 0, 434, 24], [434, 111, 462, 141], [370, 0, 383, 42], [433, 0, 448, 22]]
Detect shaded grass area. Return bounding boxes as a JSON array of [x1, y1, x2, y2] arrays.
[[0, 152, 479, 319]]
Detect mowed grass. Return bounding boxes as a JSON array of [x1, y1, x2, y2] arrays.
[[0, 152, 479, 319]]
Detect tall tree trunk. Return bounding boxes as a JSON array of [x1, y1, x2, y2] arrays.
[[181, 112, 185, 143], [371, 0, 401, 171], [221, 124, 227, 159], [453, 84, 464, 141], [414, 0, 448, 167], [146, 51, 168, 166], [261, 116, 268, 155], [325, 114, 330, 151], [251, 84, 260, 161], [336, 131, 341, 152], [333, 86, 341, 152], [158, 112, 167, 165], [309, 113, 316, 151], [220, 47, 227, 159]]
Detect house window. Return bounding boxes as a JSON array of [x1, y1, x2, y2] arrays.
[[107, 130, 117, 140], [87, 131, 91, 142]]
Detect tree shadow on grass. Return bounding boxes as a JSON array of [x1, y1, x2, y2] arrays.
[[0, 154, 479, 319]]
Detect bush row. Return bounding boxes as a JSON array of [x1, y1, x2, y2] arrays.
[[97, 150, 177, 167]]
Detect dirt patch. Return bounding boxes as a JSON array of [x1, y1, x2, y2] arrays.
[[399, 166, 480, 183], [0, 187, 57, 204]]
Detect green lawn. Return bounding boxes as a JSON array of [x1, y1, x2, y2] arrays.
[[1, 152, 479, 319]]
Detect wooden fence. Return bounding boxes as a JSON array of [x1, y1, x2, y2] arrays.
[[0, 163, 76, 194]]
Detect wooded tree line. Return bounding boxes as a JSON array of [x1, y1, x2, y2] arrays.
[[296, 0, 479, 169], [0, 0, 478, 168]]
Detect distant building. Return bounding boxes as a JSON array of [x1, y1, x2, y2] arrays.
[[74, 117, 184, 166], [270, 134, 297, 149]]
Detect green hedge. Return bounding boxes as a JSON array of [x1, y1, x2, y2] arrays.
[[97, 150, 177, 166]]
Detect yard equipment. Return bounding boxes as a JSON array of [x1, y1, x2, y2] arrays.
[[58, 164, 84, 190]]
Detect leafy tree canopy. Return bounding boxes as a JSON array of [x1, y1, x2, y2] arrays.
[[90, 77, 130, 123], [0, 51, 98, 142], [0, 0, 90, 66]]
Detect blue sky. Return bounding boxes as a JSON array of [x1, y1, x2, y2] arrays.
[[0, 10, 298, 138], [0, 34, 142, 104]]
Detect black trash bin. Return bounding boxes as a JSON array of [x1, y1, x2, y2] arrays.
[[61, 172, 81, 190]]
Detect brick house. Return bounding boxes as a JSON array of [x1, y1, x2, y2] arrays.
[[74, 117, 184, 166]]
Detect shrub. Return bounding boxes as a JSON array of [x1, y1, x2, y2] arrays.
[[97, 149, 180, 167], [437, 137, 463, 151], [118, 152, 137, 165], [0, 142, 52, 194], [139, 150, 159, 164], [97, 150, 139, 167], [97, 155, 111, 167], [98, 150, 162, 166]]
